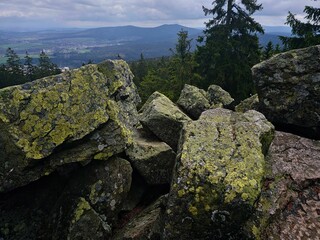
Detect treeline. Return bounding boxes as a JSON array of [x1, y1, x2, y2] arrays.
[[0, 48, 61, 89], [131, 3, 320, 104]]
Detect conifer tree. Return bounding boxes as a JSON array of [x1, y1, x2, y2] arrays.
[[280, 5, 320, 50], [24, 51, 35, 81], [196, 0, 264, 101], [36, 50, 61, 79]]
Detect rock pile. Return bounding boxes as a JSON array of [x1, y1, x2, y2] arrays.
[[0, 45, 319, 240]]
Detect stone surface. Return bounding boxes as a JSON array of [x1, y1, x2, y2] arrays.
[[176, 84, 210, 119], [47, 157, 132, 239], [113, 195, 167, 240], [252, 45, 320, 138], [126, 128, 176, 185], [250, 131, 320, 239], [207, 84, 234, 108], [235, 94, 259, 113], [164, 108, 274, 239], [0, 60, 139, 192], [139, 91, 191, 150]]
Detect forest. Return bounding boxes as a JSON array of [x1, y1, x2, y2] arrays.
[[1, 1, 320, 103]]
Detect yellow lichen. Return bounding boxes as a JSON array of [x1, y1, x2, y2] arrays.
[[73, 197, 91, 223]]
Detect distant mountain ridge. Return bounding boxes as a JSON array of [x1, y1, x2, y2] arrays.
[[0, 24, 291, 67]]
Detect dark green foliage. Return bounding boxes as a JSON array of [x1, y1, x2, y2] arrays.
[[195, 0, 264, 102], [35, 51, 61, 79], [0, 48, 61, 89], [280, 6, 320, 50], [131, 30, 201, 103], [24, 52, 36, 81]]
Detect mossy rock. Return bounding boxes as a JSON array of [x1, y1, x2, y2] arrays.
[[139, 92, 191, 150], [207, 84, 234, 108], [126, 128, 176, 185], [0, 60, 139, 192], [177, 84, 210, 119], [163, 108, 274, 239], [235, 94, 259, 113], [252, 45, 320, 138]]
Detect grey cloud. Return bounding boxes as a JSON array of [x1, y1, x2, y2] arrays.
[[0, 0, 318, 29]]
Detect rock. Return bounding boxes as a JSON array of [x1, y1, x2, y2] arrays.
[[0, 60, 139, 192], [176, 84, 210, 119], [252, 45, 320, 139], [250, 131, 320, 239], [235, 94, 259, 113], [163, 108, 274, 239], [126, 128, 176, 185], [139, 92, 191, 150], [48, 157, 133, 239], [113, 195, 167, 240], [207, 84, 234, 108]]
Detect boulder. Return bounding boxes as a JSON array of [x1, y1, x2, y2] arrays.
[[176, 84, 210, 119], [207, 84, 234, 108], [48, 157, 132, 239], [126, 128, 176, 185], [112, 195, 167, 240], [250, 131, 320, 239], [163, 108, 274, 239], [252, 45, 320, 139], [235, 94, 259, 113], [139, 92, 191, 150], [0, 60, 139, 192]]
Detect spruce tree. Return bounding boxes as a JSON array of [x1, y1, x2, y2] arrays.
[[196, 0, 264, 101], [36, 50, 61, 79], [280, 6, 320, 50], [24, 51, 35, 81]]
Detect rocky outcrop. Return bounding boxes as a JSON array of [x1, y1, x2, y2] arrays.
[[0, 60, 139, 192], [1, 45, 319, 240], [164, 108, 274, 239], [126, 128, 176, 185], [250, 131, 320, 239], [177, 84, 234, 119], [252, 45, 320, 139], [139, 91, 191, 150]]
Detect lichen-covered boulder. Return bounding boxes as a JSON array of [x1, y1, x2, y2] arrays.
[[176, 84, 210, 119], [112, 195, 167, 240], [235, 94, 259, 113], [207, 84, 234, 108], [139, 92, 191, 150], [163, 108, 274, 239], [0, 60, 139, 192], [252, 45, 320, 138], [126, 128, 176, 185], [249, 131, 320, 239], [48, 157, 132, 239]]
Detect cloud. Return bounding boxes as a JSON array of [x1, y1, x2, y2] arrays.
[[0, 0, 318, 30]]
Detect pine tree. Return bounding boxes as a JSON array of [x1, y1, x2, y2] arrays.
[[5, 47, 23, 77], [196, 0, 264, 101], [24, 51, 35, 81], [36, 50, 61, 78], [280, 6, 320, 50], [262, 41, 274, 60]]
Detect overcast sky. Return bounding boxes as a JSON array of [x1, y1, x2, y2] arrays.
[[0, 0, 319, 30]]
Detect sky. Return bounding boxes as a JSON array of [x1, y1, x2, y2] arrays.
[[0, 0, 319, 31]]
